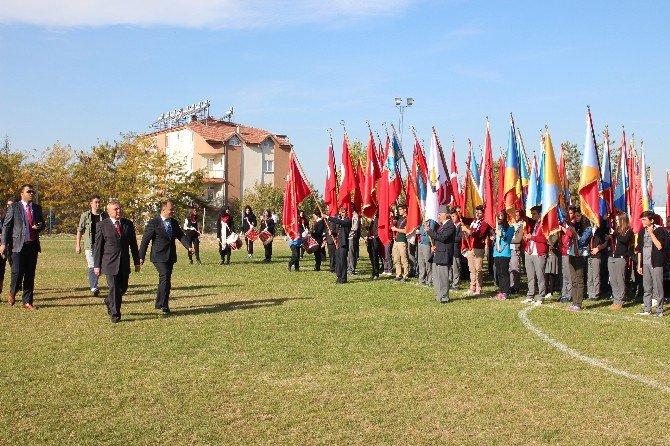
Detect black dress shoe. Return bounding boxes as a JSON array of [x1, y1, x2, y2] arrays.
[[110, 317, 121, 323], [220, 260, 225, 265], [92, 289, 100, 297], [288, 264, 292, 271], [161, 307, 171, 314]]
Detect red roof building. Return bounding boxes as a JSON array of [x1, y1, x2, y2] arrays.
[[151, 117, 291, 205]]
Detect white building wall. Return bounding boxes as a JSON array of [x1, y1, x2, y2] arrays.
[[241, 143, 264, 199], [164, 129, 195, 174]]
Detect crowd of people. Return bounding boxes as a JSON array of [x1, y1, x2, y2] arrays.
[[1, 188, 668, 324]]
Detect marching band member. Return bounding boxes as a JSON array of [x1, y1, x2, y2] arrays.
[[260, 208, 275, 263], [183, 207, 201, 265], [636, 211, 668, 316], [242, 205, 257, 259], [216, 205, 234, 265], [311, 209, 325, 271]]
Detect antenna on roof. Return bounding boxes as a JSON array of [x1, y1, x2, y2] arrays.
[[150, 100, 210, 130], [224, 106, 234, 122]]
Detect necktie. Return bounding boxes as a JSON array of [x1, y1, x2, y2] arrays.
[[165, 220, 172, 238], [115, 221, 121, 237], [26, 204, 37, 240]]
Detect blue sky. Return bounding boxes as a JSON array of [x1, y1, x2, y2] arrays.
[[1, 0, 668, 203]]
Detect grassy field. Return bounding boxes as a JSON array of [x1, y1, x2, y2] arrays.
[[1, 236, 669, 445]]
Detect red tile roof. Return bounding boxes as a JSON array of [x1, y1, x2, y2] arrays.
[[150, 118, 291, 148]]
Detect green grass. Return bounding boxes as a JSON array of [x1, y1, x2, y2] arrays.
[[1, 236, 669, 445]]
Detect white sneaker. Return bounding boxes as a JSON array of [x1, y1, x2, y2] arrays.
[[544, 293, 553, 299], [523, 298, 534, 303], [534, 300, 543, 306], [635, 310, 652, 316], [652, 298, 659, 308]]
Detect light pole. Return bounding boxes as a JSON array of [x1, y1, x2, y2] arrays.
[[394, 97, 414, 147]]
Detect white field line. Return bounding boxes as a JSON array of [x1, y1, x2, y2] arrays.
[[518, 305, 670, 393]]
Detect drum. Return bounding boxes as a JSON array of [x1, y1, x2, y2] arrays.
[[305, 236, 320, 254], [259, 230, 274, 245], [226, 233, 243, 251], [245, 228, 259, 242]]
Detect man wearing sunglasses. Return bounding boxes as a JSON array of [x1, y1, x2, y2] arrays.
[[0, 184, 45, 310]]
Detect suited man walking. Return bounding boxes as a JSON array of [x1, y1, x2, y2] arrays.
[[139, 202, 192, 314], [94, 200, 140, 323], [0, 184, 45, 309], [425, 205, 456, 303]]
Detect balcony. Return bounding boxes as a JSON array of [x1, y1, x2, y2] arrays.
[[203, 169, 225, 183]]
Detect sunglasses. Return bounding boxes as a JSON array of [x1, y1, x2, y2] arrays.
[[25, 190, 35, 194]]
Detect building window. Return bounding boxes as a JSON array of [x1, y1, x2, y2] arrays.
[[264, 160, 274, 173], [229, 135, 241, 146], [207, 186, 215, 201], [207, 158, 214, 170]]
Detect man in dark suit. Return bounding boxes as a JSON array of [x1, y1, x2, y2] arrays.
[[367, 213, 380, 279], [311, 209, 325, 271], [425, 205, 456, 303], [0, 184, 45, 309], [139, 202, 193, 314], [327, 206, 352, 284], [94, 200, 140, 323]]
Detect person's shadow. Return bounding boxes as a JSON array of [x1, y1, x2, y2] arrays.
[[124, 296, 314, 321]]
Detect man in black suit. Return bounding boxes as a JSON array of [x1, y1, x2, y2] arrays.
[[367, 213, 380, 279], [311, 209, 325, 271], [94, 200, 140, 323], [425, 205, 456, 303], [0, 184, 45, 309], [327, 206, 352, 284], [139, 202, 193, 314]]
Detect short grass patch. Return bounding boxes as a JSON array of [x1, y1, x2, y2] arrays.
[[1, 237, 668, 445]]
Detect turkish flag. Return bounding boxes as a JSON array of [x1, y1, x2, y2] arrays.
[[283, 152, 312, 240], [323, 140, 338, 216], [337, 136, 356, 216], [362, 131, 381, 218]]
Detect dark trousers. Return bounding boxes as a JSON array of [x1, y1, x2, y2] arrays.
[[569, 256, 586, 307], [186, 233, 200, 262], [105, 272, 129, 319], [494, 256, 511, 294], [219, 244, 231, 263], [327, 243, 336, 272], [264, 242, 273, 261], [314, 244, 323, 270], [0, 255, 6, 294], [336, 246, 348, 281], [153, 262, 174, 309], [10, 242, 39, 305], [289, 245, 300, 270], [367, 239, 380, 277], [245, 238, 254, 255]]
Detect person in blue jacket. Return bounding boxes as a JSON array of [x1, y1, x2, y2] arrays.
[[493, 210, 516, 300]]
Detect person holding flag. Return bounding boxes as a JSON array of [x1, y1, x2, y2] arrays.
[[461, 205, 490, 296], [492, 210, 516, 300], [636, 211, 668, 316], [328, 207, 352, 284]]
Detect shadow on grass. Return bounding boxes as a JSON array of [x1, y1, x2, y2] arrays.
[[124, 296, 314, 321]]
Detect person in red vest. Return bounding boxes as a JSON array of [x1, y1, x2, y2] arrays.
[[461, 205, 490, 296], [522, 206, 548, 305]]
